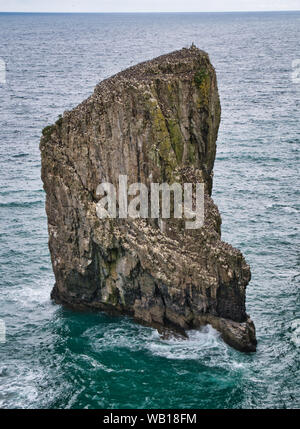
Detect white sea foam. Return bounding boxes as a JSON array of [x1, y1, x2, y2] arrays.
[[291, 319, 300, 347], [147, 325, 225, 360], [80, 354, 115, 372]]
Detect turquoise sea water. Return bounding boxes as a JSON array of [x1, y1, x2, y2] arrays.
[[0, 12, 299, 409]]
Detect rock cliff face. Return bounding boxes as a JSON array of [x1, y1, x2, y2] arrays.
[[40, 46, 256, 352]]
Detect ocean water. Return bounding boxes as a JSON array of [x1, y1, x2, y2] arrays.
[[0, 11, 299, 409]]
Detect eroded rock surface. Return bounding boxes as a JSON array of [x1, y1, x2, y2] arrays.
[[40, 46, 257, 352]]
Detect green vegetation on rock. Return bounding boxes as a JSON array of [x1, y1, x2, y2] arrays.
[[194, 68, 211, 107]]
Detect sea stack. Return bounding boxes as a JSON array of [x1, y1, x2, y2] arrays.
[[40, 46, 257, 352]]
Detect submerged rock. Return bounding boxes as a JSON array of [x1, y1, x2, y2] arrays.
[[40, 46, 256, 352]]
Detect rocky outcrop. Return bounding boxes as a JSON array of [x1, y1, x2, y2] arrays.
[[40, 46, 256, 352]]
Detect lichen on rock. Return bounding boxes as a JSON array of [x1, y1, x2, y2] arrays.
[[40, 46, 257, 352]]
